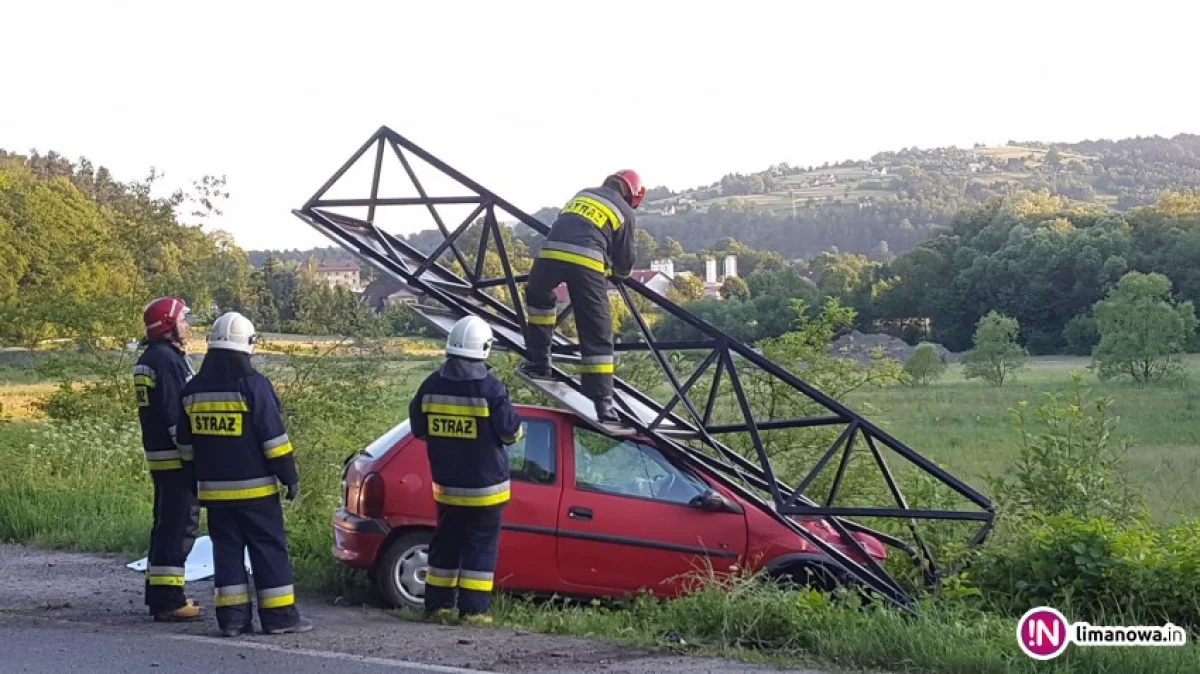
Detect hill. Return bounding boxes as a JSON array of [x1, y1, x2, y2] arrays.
[[625, 133, 1200, 261], [249, 133, 1200, 267]]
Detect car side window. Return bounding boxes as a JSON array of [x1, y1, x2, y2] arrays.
[[507, 419, 557, 485], [572, 427, 708, 506]]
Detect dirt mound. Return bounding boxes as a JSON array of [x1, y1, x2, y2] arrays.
[[827, 330, 958, 365]]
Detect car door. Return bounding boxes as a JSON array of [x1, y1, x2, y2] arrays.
[[494, 414, 565, 592], [555, 424, 748, 596]]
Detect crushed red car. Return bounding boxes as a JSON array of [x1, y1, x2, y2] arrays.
[[333, 404, 888, 609]]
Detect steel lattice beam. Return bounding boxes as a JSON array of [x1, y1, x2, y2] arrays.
[[292, 126, 996, 612]]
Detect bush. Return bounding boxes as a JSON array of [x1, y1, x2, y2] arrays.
[[972, 513, 1200, 629], [1063, 314, 1100, 356], [984, 373, 1143, 524], [903, 343, 947, 385], [962, 311, 1027, 386]]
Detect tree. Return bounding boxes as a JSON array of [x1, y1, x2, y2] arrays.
[[1092, 271, 1198, 385], [962, 311, 1027, 386], [720, 276, 750, 301], [656, 237, 684, 260], [667, 274, 705, 303], [903, 343, 947, 386], [633, 229, 658, 266]]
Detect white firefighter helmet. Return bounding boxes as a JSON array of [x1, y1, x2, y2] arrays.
[[207, 311, 257, 354], [445, 315, 494, 360]]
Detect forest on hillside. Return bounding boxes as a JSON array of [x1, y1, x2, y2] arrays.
[[594, 133, 1200, 262]]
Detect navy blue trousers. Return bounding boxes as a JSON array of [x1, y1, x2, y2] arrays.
[[144, 469, 199, 614], [209, 499, 301, 632], [424, 503, 504, 616]]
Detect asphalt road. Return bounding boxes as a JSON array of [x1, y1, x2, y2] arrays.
[[0, 544, 823, 674], [0, 621, 483, 674]]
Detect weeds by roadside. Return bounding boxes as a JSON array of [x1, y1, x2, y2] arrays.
[[4, 347, 1200, 674]]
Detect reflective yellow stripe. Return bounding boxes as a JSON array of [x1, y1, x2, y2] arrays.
[[199, 485, 280, 501], [215, 583, 250, 606], [421, 403, 489, 417], [216, 592, 250, 607], [578, 362, 614, 374], [133, 375, 156, 388], [148, 575, 185, 587], [433, 486, 511, 507], [459, 577, 494, 592], [185, 401, 248, 413], [527, 314, 557, 325], [264, 442, 294, 459], [537, 248, 608, 273], [259, 593, 294, 609], [563, 196, 621, 230], [426, 572, 459, 588], [148, 459, 184, 471]]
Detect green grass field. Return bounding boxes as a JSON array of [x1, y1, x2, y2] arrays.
[[847, 357, 1200, 523], [2, 350, 1199, 673]]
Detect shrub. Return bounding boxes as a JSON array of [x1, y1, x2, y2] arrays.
[[903, 343, 947, 386], [984, 373, 1143, 524], [962, 311, 1027, 386], [972, 513, 1200, 628]]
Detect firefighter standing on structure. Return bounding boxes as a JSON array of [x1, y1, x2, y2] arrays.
[[134, 297, 203, 622], [518, 170, 646, 426], [175, 311, 312, 637], [409, 316, 523, 623]]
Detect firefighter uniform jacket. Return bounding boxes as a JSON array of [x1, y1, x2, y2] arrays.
[[537, 185, 636, 279], [175, 370, 298, 508], [409, 358, 523, 507], [133, 341, 196, 471]]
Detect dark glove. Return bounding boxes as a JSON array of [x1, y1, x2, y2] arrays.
[[285, 483, 299, 501]]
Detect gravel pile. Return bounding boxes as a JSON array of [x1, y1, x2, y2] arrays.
[[827, 330, 958, 365]]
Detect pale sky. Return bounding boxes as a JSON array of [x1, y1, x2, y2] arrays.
[[5, 0, 1197, 252]]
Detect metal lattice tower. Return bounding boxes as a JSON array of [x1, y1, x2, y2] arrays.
[[292, 127, 996, 612]]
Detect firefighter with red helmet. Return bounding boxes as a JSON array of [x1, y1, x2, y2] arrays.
[[518, 170, 645, 426], [133, 297, 202, 622]]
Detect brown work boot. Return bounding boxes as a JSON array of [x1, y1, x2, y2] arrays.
[[153, 599, 204, 622]]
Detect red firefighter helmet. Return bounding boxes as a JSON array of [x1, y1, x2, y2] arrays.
[[143, 297, 190, 341], [606, 169, 646, 209]]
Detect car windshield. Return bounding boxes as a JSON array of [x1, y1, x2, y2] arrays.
[[360, 419, 412, 459]]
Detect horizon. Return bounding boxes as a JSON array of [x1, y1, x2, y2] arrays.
[[5, 0, 1197, 251]]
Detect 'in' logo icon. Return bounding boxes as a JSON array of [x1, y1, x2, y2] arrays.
[[1017, 606, 1070, 660]]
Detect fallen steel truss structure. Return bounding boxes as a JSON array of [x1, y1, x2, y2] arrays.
[[292, 126, 996, 612]]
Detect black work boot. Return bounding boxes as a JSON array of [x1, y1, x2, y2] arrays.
[[517, 358, 553, 380], [594, 397, 620, 424]]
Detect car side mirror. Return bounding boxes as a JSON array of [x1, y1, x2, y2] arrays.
[[690, 488, 743, 514]]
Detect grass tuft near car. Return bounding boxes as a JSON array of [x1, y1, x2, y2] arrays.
[[333, 405, 887, 610]]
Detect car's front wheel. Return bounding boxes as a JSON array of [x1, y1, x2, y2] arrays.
[[377, 531, 433, 611]]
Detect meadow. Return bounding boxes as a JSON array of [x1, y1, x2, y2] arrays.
[[2, 345, 1199, 673]]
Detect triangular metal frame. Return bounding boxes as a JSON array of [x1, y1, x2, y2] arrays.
[[292, 126, 996, 612]]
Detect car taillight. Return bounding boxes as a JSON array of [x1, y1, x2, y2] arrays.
[[359, 472, 385, 519]]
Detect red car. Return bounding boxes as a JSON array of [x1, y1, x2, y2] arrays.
[[333, 404, 888, 610]]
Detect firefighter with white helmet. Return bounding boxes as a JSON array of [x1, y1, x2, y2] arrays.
[[134, 297, 203, 622], [175, 312, 312, 636], [409, 315, 523, 623]]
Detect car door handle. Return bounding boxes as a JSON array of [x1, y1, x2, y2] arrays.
[[567, 506, 592, 521]]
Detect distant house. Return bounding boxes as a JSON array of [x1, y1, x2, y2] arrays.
[[627, 270, 672, 295], [361, 277, 422, 311], [547, 268, 672, 306], [316, 259, 362, 291]]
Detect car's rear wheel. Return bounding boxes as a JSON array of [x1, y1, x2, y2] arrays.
[[377, 531, 433, 611]]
